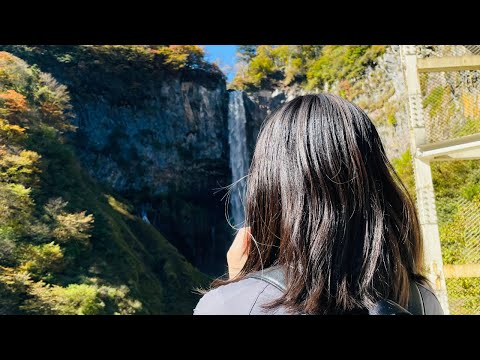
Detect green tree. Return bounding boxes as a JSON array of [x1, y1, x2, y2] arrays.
[[153, 45, 206, 70], [237, 45, 257, 62], [230, 45, 386, 91]]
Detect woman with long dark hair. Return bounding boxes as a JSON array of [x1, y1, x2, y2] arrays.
[[194, 93, 443, 315]]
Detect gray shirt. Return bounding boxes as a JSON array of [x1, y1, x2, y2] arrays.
[[194, 278, 444, 315]]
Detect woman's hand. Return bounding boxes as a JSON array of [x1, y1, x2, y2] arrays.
[[227, 226, 251, 279]]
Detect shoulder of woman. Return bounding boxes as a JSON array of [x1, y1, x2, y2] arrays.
[[193, 277, 283, 315]]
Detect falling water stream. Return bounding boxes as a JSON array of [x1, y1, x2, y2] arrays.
[[227, 91, 249, 227]]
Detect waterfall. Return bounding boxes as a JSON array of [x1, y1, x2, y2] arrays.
[[228, 91, 249, 227], [140, 206, 151, 224]]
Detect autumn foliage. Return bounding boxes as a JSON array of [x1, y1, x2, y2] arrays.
[[0, 89, 28, 113], [0, 52, 140, 314], [0, 49, 208, 314], [151, 45, 208, 70]]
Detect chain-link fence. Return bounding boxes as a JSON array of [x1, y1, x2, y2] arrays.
[[418, 45, 480, 314], [417, 45, 478, 58], [420, 69, 480, 143], [438, 196, 480, 314]]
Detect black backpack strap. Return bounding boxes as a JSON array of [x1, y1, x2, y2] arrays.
[[407, 281, 425, 315], [247, 266, 286, 292], [369, 299, 411, 315], [247, 266, 426, 315], [370, 283, 425, 315]]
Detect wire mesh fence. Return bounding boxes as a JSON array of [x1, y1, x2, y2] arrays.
[[419, 70, 480, 144], [417, 45, 476, 58], [445, 277, 480, 314], [437, 194, 480, 314], [419, 45, 480, 314]]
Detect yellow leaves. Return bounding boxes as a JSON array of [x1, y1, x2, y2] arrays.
[[0, 182, 34, 226], [159, 51, 188, 68], [21, 281, 104, 315], [19, 242, 64, 274], [234, 46, 278, 89], [43, 197, 94, 244], [0, 118, 26, 134], [53, 211, 94, 243], [4, 183, 31, 198], [270, 45, 291, 62], [0, 118, 27, 144], [234, 45, 387, 91], [0, 266, 17, 286], [0, 52, 17, 84], [0, 265, 32, 289], [0, 148, 41, 184], [19, 149, 40, 163], [6, 124, 25, 133], [153, 45, 205, 70], [21, 281, 141, 315], [3, 262, 141, 314]]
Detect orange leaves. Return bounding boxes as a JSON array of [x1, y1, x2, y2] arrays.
[[0, 89, 29, 113], [339, 80, 352, 99], [40, 101, 63, 119], [0, 51, 16, 73], [0, 51, 15, 63]]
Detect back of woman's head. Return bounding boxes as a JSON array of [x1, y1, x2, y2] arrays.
[[241, 93, 425, 314]]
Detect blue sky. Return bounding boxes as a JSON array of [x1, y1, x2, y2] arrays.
[[203, 45, 238, 82]]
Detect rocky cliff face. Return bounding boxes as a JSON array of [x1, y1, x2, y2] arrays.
[[244, 46, 411, 161], [2, 46, 235, 275], [73, 76, 231, 275], [240, 91, 265, 170], [347, 45, 409, 160]]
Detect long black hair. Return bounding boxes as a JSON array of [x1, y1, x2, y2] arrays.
[[218, 93, 425, 314]]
